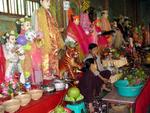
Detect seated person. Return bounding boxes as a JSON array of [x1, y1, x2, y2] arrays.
[[84, 43, 111, 91], [78, 58, 102, 113]]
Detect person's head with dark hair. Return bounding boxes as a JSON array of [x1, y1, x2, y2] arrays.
[[6, 31, 18, 45], [88, 43, 98, 56], [16, 16, 31, 34], [82, 58, 97, 72], [88, 43, 97, 50]]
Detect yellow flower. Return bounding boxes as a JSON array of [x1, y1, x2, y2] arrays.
[[19, 18, 25, 22]]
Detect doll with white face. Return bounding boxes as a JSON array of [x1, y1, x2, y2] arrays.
[[18, 17, 36, 42], [18, 16, 43, 85], [21, 21, 31, 32], [3, 31, 25, 83]]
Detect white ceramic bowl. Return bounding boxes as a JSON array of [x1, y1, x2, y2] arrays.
[[15, 93, 31, 106], [3, 99, 20, 113], [29, 89, 43, 100], [0, 105, 4, 113]]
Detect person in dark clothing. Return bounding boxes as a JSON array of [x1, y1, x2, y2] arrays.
[[84, 43, 111, 91], [78, 58, 102, 113]]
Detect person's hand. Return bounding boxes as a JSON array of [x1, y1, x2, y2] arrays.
[[11, 47, 17, 53], [102, 78, 109, 83], [73, 80, 79, 85], [89, 103, 94, 113], [59, 28, 64, 32]]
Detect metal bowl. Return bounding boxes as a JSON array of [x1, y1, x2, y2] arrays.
[[53, 79, 65, 91], [42, 85, 55, 93], [54, 82, 65, 91]]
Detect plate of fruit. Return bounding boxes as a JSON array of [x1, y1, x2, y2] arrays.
[[64, 87, 84, 104]]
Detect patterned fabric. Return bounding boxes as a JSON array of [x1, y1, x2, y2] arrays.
[[34, 7, 64, 79], [80, 12, 91, 34], [81, 0, 90, 12], [67, 21, 89, 60], [59, 46, 82, 79]]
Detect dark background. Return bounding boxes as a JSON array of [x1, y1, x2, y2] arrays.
[[90, 0, 150, 25]]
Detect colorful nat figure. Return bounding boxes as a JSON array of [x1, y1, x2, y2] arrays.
[[32, 0, 64, 80], [100, 10, 112, 46], [3, 31, 25, 84], [16, 16, 43, 85], [66, 15, 89, 60], [59, 42, 82, 79]]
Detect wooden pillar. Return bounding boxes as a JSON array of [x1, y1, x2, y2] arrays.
[[124, 0, 127, 16], [135, 0, 140, 25], [103, 0, 109, 10]]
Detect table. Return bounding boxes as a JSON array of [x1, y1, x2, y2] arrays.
[[102, 88, 136, 113], [15, 90, 66, 113]]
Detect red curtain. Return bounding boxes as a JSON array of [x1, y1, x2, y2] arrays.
[[135, 78, 150, 113], [0, 45, 5, 84]]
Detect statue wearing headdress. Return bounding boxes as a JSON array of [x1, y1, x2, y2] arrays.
[[3, 31, 25, 83], [16, 16, 43, 84]]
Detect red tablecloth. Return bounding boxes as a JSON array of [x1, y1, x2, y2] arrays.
[[15, 90, 66, 113]]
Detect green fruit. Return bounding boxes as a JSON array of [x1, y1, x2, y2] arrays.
[[69, 96, 76, 102], [65, 94, 75, 102], [67, 87, 80, 100], [76, 94, 84, 101], [54, 105, 65, 113], [64, 94, 70, 101]]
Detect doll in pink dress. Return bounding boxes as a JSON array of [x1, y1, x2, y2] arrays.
[[17, 16, 43, 85]]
